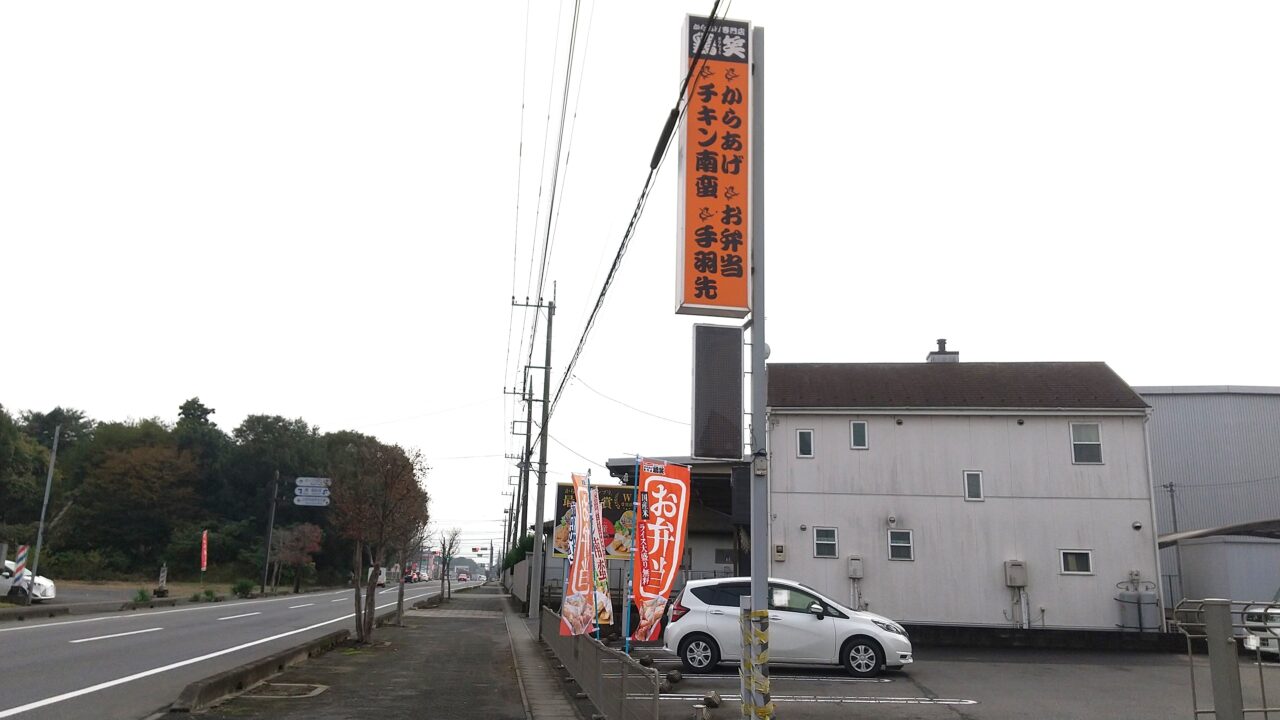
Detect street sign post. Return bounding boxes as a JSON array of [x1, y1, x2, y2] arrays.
[[293, 496, 331, 507], [295, 477, 331, 488], [295, 486, 331, 497]]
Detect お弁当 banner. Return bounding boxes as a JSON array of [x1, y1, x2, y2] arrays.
[[677, 14, 752, 318], [631, 460, 691, 641]]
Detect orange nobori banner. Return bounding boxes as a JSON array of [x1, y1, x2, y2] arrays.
[[631, 460, 691, 642], [677, 14, 752, 319], [561, 473, 602, 636]]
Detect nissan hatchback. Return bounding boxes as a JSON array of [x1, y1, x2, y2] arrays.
[[663, 577, 913, 677]]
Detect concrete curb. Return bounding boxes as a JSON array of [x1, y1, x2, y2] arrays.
[[0, 604, 69, 622], [169, 629, 350, 713]]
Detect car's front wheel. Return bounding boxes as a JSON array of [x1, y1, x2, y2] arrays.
[[678, 633, 721, 673], [7, 586, 29, 603], [841, 636, 885, 678]]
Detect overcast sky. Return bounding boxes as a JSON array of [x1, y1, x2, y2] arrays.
[[3, 1, 1278, 554]]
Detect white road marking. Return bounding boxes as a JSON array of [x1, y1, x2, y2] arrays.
[[217, 612, 262, 621], [69, 627, 163, 644], [330, 598, 345, 603], [652, 692, 976, 705], [288, 603, 314, 609], [0, 589, 441, 719], [0, 590, 352, 635]]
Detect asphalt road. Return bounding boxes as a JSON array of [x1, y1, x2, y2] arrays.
[[0, 579, 480, 720]]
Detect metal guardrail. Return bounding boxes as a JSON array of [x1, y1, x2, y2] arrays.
[[540, 607, 662, 720], [1174, 598, 1280, 719]]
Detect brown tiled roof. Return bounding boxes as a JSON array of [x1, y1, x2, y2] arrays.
[[768, 362, 1148, 410]]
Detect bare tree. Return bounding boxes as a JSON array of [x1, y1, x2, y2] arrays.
[[389, 495, 430, 625], [330, 437, 430, 643], [439, 528, 461, 601]]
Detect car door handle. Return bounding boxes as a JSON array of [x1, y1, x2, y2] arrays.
[[709, 609, 725, 615], [769, 615, 783, 621]]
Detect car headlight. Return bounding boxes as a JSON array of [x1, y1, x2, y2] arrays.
[[873, 620, 907, 636]]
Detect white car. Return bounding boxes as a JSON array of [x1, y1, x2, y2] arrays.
[[1, 560, 57, 602], [663, 577, 912, 677]]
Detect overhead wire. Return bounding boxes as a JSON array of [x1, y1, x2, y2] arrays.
[[503, 0, 534, 417], [572, 375, 690, 426], [547, 0, 729, 419]]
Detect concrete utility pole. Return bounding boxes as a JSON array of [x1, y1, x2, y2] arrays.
[[261, 471, 279, 595], [1163, 482, 1185, 601], [30, 424, 62, 594], [530, 298, 554, 632], [747, 25, 772, 716]]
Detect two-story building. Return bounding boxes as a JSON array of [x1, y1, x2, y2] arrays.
[[766, 344, 1163, 630]]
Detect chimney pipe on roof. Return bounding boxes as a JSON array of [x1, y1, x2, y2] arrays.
[[926, 338, 959, 363]]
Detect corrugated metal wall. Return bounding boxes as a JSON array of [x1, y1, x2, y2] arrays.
[[1141, 390, 1280, 601], [1142, 391, 1280, 533]]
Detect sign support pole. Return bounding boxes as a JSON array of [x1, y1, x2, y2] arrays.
[[261, 470, 279, 596], [747, 24, 772, 719]]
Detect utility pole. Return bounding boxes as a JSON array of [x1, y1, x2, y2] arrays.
[[261, 470, 279, 595], [27, 425, 61, 605], [746, 25, 772, 716], [1163, 482, 1185, 601]]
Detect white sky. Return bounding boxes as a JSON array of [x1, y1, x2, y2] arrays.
[[3, 1, 1278, 553]]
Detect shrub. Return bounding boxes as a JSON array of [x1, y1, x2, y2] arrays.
[[133, 588, 152, 603], [190, 592, 202, 602], [231, 579, 255, 598], [203, 588, 216, 602]]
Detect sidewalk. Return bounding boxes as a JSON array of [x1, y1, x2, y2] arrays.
[[189, 585, 582, 720]]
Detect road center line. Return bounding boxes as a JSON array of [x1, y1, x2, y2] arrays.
[[331, 598, 345, 602], [217, 612, 262, 621], [69, 627, 163, 644], [0, 588, 441, 719], [288, 603, 314, 609]]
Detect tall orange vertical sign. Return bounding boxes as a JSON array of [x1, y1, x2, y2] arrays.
[[677, 15, 752, 318], [631, 460, 691, 641]]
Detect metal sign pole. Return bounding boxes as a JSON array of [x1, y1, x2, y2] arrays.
[[747, 24, 772, 719]]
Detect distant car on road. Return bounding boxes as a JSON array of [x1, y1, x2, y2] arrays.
[[1, 560, 56, 602], [663, 577, 912, 677], [457, 572, 470, 582]]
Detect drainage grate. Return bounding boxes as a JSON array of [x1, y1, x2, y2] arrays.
[[243, 683, 328, 699]]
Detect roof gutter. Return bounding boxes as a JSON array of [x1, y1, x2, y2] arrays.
[[767, 406, 1149, 417]]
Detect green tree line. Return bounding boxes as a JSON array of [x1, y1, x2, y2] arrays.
[[0, 397, 418, 586]]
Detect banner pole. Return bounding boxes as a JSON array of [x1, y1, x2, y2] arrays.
[[623, 458, 639, 654], [585, 469, 602, 641]]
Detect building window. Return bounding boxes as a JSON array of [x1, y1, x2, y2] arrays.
[[714, 548, 735, 565], [813, 527, 838, 558], [888, 530, 914, 561], [1070, 423, 1103, 464], [796, 429, 814, 458], [963, 471, 984, 501], [1060, 549, 1093, 574], [850, 421, 868, 450]]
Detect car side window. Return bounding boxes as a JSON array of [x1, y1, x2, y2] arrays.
[[769, 584, 821, 613], [714, 583, 750, 607]]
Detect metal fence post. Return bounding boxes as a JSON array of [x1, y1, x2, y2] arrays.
[[1203, 598, 1245, 720]]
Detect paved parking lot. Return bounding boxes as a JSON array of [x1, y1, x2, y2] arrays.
[[635, 646, 1280, 719]]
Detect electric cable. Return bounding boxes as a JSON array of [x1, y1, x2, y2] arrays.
[[573, 375, 690, 426]]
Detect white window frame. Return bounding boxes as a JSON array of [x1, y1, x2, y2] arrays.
[[1059, 549, 1094, 575], [887, 529, 914, 561], [963, 470, 984, 501], [813, 527, 838, 558], [1070, 422, 1104, 465], [796, 428, 814, 458], [849, 421, 869, 450]]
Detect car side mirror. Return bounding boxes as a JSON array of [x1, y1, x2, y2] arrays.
[[808, 601, 825, 619]]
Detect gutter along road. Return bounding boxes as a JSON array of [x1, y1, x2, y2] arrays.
[[0, 579, 482, 720]]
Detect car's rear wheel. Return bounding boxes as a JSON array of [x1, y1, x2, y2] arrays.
[[7, 586, 29, 603], [678, 633, 720, 673], [841, 636, 885, 678]]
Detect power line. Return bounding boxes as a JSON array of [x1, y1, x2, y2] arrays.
[[548, 0, 728, 419], [548, 432, 607, 470], [573, 375, 689, 426], [503, 0, 534, 414], [1176, 474, 1280, 489]]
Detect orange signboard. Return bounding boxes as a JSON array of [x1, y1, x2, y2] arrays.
[[677, 15, 752, 318], [631, 460, 692, 641]]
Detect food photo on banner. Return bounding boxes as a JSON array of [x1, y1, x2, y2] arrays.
[[588, 487, 612, 626], [559, 473, 612, 636], [631, 459, 691, 642]]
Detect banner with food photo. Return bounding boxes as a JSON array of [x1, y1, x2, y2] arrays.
[[631, 460, 691, 642], [587, 488, 612, 626], [552, 482, 637, 560], [560, 473, 600, 636]]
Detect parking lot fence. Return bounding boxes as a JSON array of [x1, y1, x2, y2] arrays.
[[540, 607, 661, 720], [1175, 597, 1280, 720]]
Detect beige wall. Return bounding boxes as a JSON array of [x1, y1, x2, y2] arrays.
[[768, 412, 1162, 629]]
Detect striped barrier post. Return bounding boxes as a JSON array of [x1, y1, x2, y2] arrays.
[[13, 545, 29, 594]]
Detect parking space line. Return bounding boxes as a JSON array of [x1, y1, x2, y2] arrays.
[[217, 612, 262, 621], [69, 627, 163, 644], [651, 692, 976, 706], [646, 674, 890, 683]]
